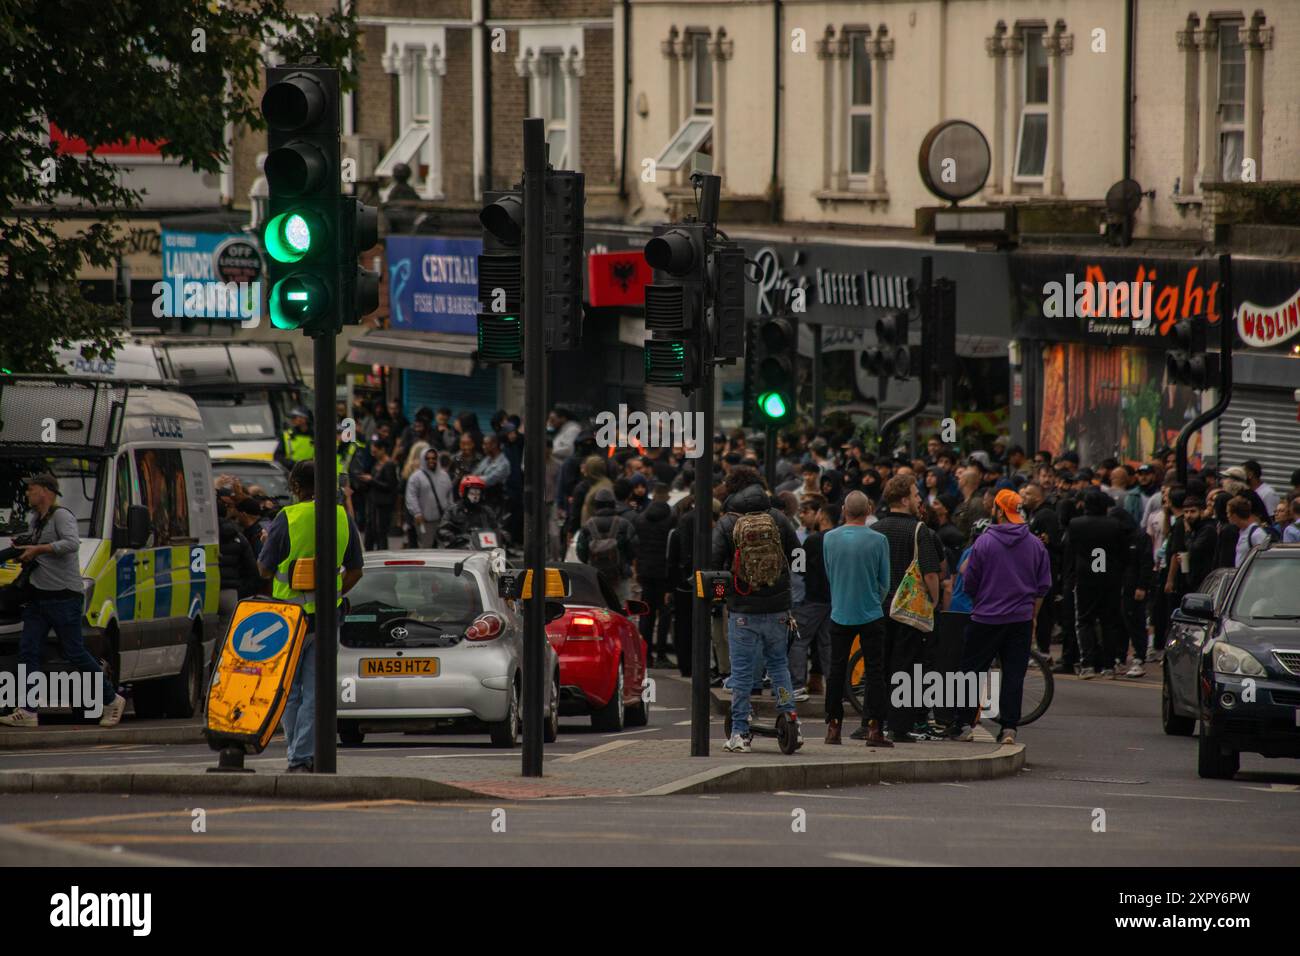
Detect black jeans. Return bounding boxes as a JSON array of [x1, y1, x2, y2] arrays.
[[638, 577, 672, 658], [1075, 581, 1126, 670], [826, 618, 886, 725], [365, 504, 394, 551], [1058, 581, 1078, 666], [929, 611, 969, 725], [1149, 586, 1169, 652], [956, 618, 1033, 730], [884, 617, 925, 735], [1121, 589, 1148, 661], [672, 586, 693, 677]]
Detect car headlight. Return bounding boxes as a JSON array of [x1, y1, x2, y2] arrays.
[[1213, 643, 1267, 677]]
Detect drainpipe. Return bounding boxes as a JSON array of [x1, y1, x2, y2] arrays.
[[618, 0, 631, 201], [481, 0, 493, 193], [1123, 0, 1134, 180], [769, 0, 782, 222]]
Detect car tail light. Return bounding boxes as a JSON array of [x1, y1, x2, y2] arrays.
[[465, 612, 504, 641], [566, 614, 601, 641]]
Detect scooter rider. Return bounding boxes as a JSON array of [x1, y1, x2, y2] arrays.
[[438, 476, 509, 548]]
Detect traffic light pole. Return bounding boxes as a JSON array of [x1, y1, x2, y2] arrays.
[[1176, 253, 1234, 485], [690, 380, 714, 757], [879, 255, 933, 456], [764, 425, 777, 489], [313, 329, 339, 775], [522, 118, 547, 778]]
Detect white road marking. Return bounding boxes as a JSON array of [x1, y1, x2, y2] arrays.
[[602, 728, 658, 737], [1240, 784, 1300, 793], [557, 740, 636, 763], [1099, 792, 1246, 803], [827, 851, 945, 867], [774, 791, 872, 801]]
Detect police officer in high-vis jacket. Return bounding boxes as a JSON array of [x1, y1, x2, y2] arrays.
[[257, 460, 365, 772], [275, 406, 316, 468]]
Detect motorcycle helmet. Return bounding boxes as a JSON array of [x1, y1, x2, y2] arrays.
[[460, 474, 486, 503]]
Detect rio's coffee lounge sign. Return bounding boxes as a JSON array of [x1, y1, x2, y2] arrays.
[[1012, 253, 1300, 351]]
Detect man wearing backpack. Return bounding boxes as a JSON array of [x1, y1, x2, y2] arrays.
[[577, 488, 638, 603], [709, 467, 803, 753]]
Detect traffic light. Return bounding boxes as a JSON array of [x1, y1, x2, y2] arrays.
[[542, 170, 584, 350], [343, 200, 380, 321], [477, 188, 524, 363], [750, 316, 796, 425], [708, 242, 746, 361], [916, 276, 956, 404], [877, 311, 911, 379], [1166, 319, 1215, 388], [643, 223, 707, 391], [261, 65, 341, 334]]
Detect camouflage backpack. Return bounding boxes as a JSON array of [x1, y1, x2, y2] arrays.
[[730, 511, 786, 594]]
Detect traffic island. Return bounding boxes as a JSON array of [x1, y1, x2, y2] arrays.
[[0, 736, 1023, 802], [0, 719, 207, 751]]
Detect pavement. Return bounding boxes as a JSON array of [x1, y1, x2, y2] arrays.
[[0, 669, 1022, 802]]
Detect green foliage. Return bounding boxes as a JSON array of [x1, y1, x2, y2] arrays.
[[0, 0, 361, 371]]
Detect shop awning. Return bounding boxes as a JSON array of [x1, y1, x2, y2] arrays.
[[347, 329, 477, 377]]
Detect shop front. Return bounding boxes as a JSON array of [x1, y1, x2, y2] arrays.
[[349, 234, 508, 427], [1011, 252, 1300, 484], [735, 235, 1015, 448]]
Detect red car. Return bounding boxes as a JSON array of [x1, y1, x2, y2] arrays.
[[546, 563, 651, 731]]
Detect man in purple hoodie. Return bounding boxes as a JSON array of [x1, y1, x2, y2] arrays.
[[952, 489, 1051, 745]]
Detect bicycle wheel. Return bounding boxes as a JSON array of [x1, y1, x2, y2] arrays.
[[1019, 652, 1054, 725], [846, 649, 865, 716], [990, 652, 1054, 726]]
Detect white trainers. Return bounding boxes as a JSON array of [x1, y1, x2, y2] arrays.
[[1124, 663, 1146, 678], [1145, 649, 1162, 663], [792, 686, 810, 702], [1078, 667, 1098, 680], [99, 694, 126, 727], [1100, 668, 1116, 679], [724, 732, 751, 753], [0, 708, 39, 728], [956, 723, 978, 741]]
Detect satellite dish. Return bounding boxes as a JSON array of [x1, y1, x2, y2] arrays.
[[1103, 179, 1150, 247], [1105, 179, 1144, 217], [918, 120, 991, 204]]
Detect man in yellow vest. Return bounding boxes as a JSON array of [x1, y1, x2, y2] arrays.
[[257, 460, 365, 772], [275, 407, 316, 468]]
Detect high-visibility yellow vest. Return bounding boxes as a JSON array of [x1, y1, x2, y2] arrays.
[[337, 443, 355, 477], [282, 430, 315, 465], [272, 500, 349, 614]]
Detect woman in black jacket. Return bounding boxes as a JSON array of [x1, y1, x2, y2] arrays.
[[634, 484, 676, 667]]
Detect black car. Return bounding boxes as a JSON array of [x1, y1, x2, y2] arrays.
[[1162, 567, 1235, 736], [1174, 542, 1300, 779]]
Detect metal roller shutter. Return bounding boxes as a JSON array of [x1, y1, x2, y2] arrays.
[[1216, 387, 1300, 490], [402, 367, 499, 435]]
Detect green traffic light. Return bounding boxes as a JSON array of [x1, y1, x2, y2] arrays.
[[758, 391, 788, 420], [264, 211, 318, 263], [269, 274, 328, 330]]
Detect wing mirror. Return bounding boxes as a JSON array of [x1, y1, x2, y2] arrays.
[[624, 599, 651, 618], [113, 505, 151, 550], [1180, 593, 1214, 621]]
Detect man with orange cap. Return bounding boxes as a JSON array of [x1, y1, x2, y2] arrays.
[[950, 489, 1051, 745]]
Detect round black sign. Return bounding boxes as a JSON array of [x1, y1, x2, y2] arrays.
[[215, 237, 262, 285], [918, 120, 991, 204]]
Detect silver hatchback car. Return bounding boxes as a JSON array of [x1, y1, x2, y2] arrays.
[[336, 550, 559, 748]]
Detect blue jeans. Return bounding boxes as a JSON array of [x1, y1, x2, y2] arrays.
[[281, 636, 317, 766], [19, 597, 116, 709], [728, 610, 796, 736]]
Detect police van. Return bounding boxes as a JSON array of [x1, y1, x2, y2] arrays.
[[0, 376, 221, 718], [56, 339, 306, 464]]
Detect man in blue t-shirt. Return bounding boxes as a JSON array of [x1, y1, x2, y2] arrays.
[[821, 490, 891, 747]]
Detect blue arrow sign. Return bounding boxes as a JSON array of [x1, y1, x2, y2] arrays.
[[234, 610, 291, 662]]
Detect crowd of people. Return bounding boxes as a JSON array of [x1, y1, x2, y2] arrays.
[[263, 399, 1300, 749]]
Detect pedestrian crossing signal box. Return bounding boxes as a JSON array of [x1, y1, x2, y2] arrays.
[[206, 598, 309, 755], [696, 571, 731, 603]]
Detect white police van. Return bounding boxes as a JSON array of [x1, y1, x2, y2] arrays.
[[0, 376, 221, 718]]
